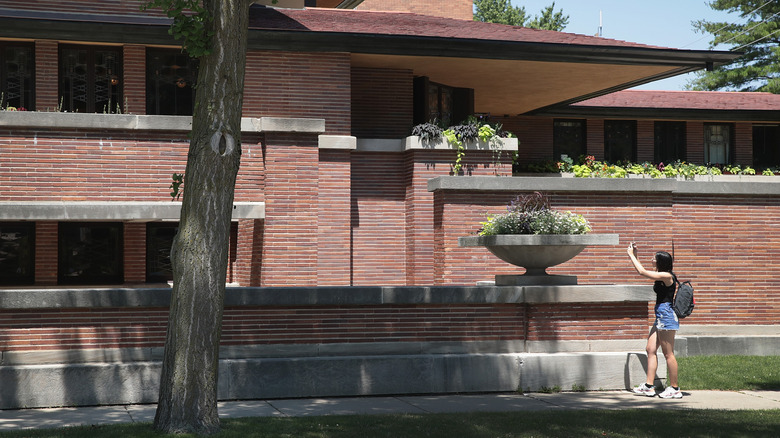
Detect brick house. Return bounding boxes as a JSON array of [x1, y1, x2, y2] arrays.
[[0, 0, 778, 408]]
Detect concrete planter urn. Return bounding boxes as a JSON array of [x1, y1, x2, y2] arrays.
[[458, 234, 619, 285]]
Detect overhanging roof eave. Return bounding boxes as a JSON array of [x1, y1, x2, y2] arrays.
[[246, 29, 741, 67], [532, 106, 780, 122]]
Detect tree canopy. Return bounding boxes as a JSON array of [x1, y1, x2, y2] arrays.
[[474, 0, 569, 31], [689, 0, 780, 93]]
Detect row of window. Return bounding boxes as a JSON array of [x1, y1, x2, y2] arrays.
[[0, 222, 179, 286], [554, 120, 780, 168], [0, 42, 198, 115]]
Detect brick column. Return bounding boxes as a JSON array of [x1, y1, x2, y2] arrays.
[[124, 222, 146, 284], [636, 120, 654, 163], [34, 40, 59, 111], [35, 222, 58, 286], [735, 122, 753, 165], [686, 121, 704, 163], [260, 133, 319, 286], [587, 119, 605, 160], [123, 45, 146, 115], [234, 219, 263, 286], [317, 149, 353, 285]]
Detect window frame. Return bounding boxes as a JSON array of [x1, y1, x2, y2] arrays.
[[654, 121, 687, 164], [0, 222, 35, 286], [604, 119, 637, 163], [753, 124, 780, 169], [58, 222, 124, 285], [59, 44, 123, 114], [146, 48, 199, 116], [0, 42, 35, 111], [553, 119, 587, 161]]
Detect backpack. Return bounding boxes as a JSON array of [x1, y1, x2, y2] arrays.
[[672, 273, 695, 318]]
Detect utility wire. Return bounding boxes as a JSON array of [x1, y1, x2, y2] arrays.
[[731, 26, 780, 51], [718, 9, 780, 47], [680, 0, 774, 48]]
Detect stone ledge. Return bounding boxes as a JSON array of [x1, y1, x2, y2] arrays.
[[428, 175, 780, 195], [0, 285, 654, 309], [0, 201, 264, 221]]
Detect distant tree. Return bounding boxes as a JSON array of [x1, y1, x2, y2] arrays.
[[526, 2, 569, 31], [689, 0, 780, 93], [473, 0, 527, 26], [474, 0, 568, 31]]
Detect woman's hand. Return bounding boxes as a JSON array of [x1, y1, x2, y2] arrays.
[[627, 242, 638, 257]]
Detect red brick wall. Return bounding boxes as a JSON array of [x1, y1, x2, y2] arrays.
[[687, 121, 704, 163], [433, 189, 780, 326], [122, 45, 146, 115], [357, 0, 474, 21], [735, 122, 753, 164], [636, 120, 654, 162], [34, 222, 58, 286], [0, 303, 648, 352], [260, 133, 320, 286], [124, 223, 146, 283], [34, 40, 59, 111], [351, 67, 414, 138], [586, 119, 604, 160], [318, 150, 353, 285], [243, 51, 351, 135]]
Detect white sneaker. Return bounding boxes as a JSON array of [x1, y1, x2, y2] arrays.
[[658, 386, 683, 399], [632, 384, 656, 397]]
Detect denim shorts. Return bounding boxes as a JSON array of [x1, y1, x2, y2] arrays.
[[654, 302, 679, 331]]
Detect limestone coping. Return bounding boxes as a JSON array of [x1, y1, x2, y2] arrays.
[[428, 175, 780, 196], [0, 201, 264, 221], [0, 111, 325, 133], [0, 285, 654, 309]]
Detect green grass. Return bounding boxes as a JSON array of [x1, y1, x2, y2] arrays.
[[2, 355, 779, 438], [678, 355, 780, 390]]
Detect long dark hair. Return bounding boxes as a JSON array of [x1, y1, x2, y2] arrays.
[[655, 251, 674, 273]]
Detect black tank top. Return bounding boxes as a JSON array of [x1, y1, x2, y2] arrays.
[[653, 276, 676, 306]]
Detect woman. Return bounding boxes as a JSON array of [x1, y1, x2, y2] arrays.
[[627, 242, 682, 399]]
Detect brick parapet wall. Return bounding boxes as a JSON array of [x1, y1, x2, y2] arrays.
[[432, 186, 780, 326], [0, 302, 647, 352]]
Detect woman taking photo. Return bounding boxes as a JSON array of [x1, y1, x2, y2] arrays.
[[627, 242, 682, 399]]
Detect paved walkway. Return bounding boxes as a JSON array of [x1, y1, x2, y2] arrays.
[[2, 390, 780, 431]]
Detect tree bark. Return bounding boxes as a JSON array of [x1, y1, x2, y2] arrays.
[[153, 0, 249, 434]]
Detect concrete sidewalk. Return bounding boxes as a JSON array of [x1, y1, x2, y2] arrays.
[[2, 390, 780, 431]]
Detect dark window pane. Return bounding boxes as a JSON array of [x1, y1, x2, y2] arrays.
[[753, 125, 780, 168], [604, 120, 636, 163], [654, 121, 686, 164], [0, 43, 34, 110], [58, 223, 123, 285], [146, 223, 178, 283], [146, 49, 198, 115], [0, 222, 34, 285], [60, 46, 122, 113], [554, 119, 586, 161]]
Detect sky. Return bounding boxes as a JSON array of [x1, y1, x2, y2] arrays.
[[514, 0, 741, 90]]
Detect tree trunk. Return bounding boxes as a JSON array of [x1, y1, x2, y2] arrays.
[[153, 0, 249, 434]]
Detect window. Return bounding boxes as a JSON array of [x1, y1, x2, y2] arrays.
[[0, 43, 34, 110], [59, 45, 122, 113], [704, 124, 732, 165], [554, 119, 586, 161], [146, 222, 178, 283], [58, 222, 123, 285], [147, 49, 199, 115], [413, 76, 474, 126], [0, 222, 34, 285], [604, 120, 636, 163], [753, 125, 780, 169], [654, 121, 686, 164]]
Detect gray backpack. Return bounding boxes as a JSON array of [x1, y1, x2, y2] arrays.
[[672, 274, 695, 318]]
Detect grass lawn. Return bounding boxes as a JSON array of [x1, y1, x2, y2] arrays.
[[1, 355, 779, 438]]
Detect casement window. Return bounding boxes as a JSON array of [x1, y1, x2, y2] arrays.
[[753, 125, 780, 168], [654, 121, 686, 164], [0, 222, 34, 286], [704, 123, 733, 165], [58, 222, 123, 285], [0, 42, 34, 110], [59, 45, 122, 113], [413, 76, 474, 127], [553, 119, 586, 161], [146, 222, 178, 283], [604, 120, 637, 163], [146, 49, 199, 116]]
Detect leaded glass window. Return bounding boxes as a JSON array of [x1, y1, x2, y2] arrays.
[[147, 49, 198, 115], [0, 43, 34, 110], [59, 45, 122, 113], [58, 222, 123, 285]]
